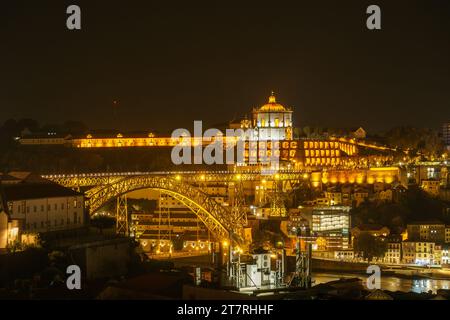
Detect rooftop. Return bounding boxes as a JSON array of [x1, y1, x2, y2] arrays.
[[20, 133, 71, 139], [353, 224, 388, 231], [255, 92, 292, 113], [0, 182, 82, 203], [0, 171, 50, 185], [407, 220, 445, 226]]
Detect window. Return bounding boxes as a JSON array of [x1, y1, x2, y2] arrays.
[[41, 205, 44, 212], [61, 203, 65, 210], [54, 204, 57, 210], [33, 206, 37, 213]]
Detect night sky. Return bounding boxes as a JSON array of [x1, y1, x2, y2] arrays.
[[1, 0, 450, 134]]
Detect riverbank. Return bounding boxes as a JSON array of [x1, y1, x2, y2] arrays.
[[312, 258, 450, 280]]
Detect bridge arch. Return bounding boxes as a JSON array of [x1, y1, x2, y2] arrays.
[[86, 175, 242, 242]]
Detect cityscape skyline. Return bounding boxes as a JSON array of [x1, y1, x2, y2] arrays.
[[1, 0, 450, 303]]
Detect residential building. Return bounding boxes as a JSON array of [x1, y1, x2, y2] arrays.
[[334, 250, 354, 260], [402, 241, 436, 265], [373, 182, 386, 193], [0, 172, 85, 248], [353, 189, 369, 207], [385, 241, 402, 264], [0, 207, 8, 249], [325, 190, 343, 206], [315, 197, 330, 206], [407, 221, 446, 243], [441, 245, 450, 265], [421, 179, 440, 197], [377, 189, 393, 202], [434, 244, 443, 266], [352, 224, 390, 239]]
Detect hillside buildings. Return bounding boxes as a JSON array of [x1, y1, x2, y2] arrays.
[[18, 93, 394, 171], [407, 221, 447, 243]]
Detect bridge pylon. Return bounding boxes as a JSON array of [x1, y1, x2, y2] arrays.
[[230, 177, 248, 230], [116, 195, 129, 236], [269, 178, 287, 217]]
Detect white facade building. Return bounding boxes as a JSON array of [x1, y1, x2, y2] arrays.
[[251, 93, 293, 141], [0, 173, 85, 248]]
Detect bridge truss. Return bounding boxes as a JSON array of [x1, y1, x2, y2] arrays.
[[85, 175, 244, 242], [43, 170, 311, 189], [43, 170, 314, 244]]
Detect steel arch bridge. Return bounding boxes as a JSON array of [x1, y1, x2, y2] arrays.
[[42, 170, 312, 188], [85, 175, 244, 243], [43, 170, 314, 244]]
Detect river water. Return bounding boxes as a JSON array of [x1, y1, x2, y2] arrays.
[[312, 272, 450, 294]]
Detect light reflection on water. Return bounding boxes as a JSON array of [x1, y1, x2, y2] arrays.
[[312, 272, 450, 294]]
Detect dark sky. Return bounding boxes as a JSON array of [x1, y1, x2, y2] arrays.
[[1, 0, 450, 134]]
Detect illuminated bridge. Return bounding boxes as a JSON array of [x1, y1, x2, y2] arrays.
[[43, 167, 400, 243], [43, 170, 314, 244], [43, 170, 312, 189]]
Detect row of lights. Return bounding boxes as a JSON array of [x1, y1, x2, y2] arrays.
[[173, 172, 310, 182], [43, 168, 313, 180]]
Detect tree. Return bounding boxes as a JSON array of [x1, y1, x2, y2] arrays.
[[41, 123, 62, 133], [384, 126, 444, 158], [303, 126, 311, 137], [17, 118, 40, 133], [353, 232, 387, 261], [351, 185, 449, 232]]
